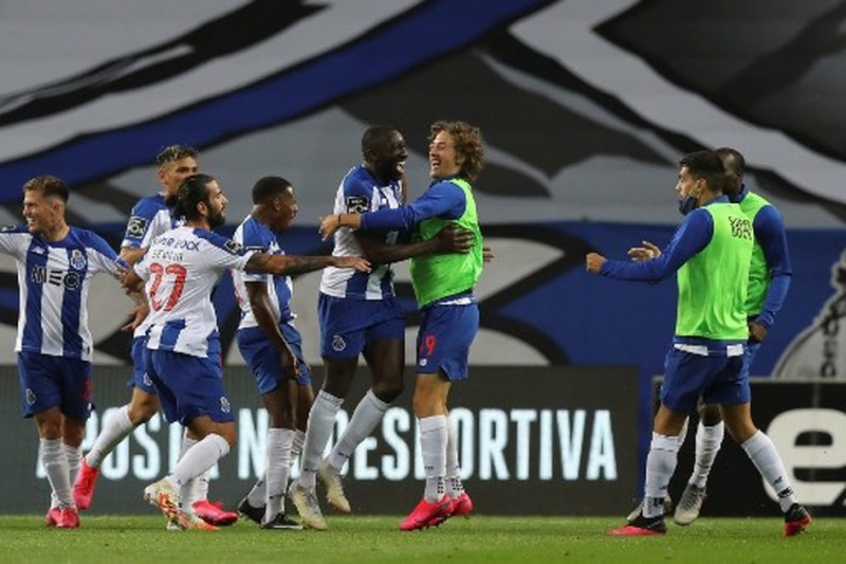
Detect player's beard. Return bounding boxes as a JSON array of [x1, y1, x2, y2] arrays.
[[208, 208, 225, 230]]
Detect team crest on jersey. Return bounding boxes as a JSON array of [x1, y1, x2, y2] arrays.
[[224, 239, 244, 254], [69, 250, 87, 270], [220, 396, 231, 413], [25, 388, 37, 405], [125, 216, 148, 238], [332, 335, 346, 352], [143, 373, 153, 387], [346, 196, 369, 214]]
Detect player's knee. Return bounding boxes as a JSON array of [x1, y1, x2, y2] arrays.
[[127, 402, 157, 425], [699, 403, 722, 426], [373, 378, 404, 403]]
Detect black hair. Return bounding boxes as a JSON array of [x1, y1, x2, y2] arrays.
[[714, 147, 746, 177], [173, 174, 216, 220], [361, 126, 398, 156], [252, 176, 293, 205], [678, 150, 725, 193]]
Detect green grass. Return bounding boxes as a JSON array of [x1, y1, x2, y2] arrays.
[[0, 514, 840, 564]]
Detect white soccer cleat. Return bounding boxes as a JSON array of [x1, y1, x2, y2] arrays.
[[317, 459, 351, 514], [673, 484, 706, 526], [289, 481, 328, 530], [144, 478, 190, 530]]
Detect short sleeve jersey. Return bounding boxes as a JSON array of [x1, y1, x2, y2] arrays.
[[231, 215, 294, 330], [319, 165, 402, 300], [135, 226, 253, 358], [0, 225, 125, 361]]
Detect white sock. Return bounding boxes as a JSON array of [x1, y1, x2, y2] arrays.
[[328, 389, 389, 470], [64, 443, 82, 489], [643, 432, 681, 518], [264, 428, 295, 523], [741, 430, 796, 512], [297, 390, 343, 490], [177, 434, 199, 511], [690, 421, 724, 489], [445, 415, 464, 499], [292, 429, 305, 465], [247, 476, 266, 507], [86, 405, 135, 468], [185, 429, 212, 505], [419, 415, 448, 502], [167, 434, 230, 490], [41, 438, 73, 508]]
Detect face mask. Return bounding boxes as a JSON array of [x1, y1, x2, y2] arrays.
[[678, 194, 699, 216]]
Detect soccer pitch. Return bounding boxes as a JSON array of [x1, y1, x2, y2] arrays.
[[0, 515, 841, 563]]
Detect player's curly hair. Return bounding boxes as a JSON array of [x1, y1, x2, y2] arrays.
[[429, 120, 484, 182]]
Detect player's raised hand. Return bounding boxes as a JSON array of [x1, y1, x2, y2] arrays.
[[585, 252, 606, 274], [628, 240, 661, 262]]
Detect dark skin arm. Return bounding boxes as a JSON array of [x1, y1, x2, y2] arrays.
[[354, 223, 474, 264], [245, 281, 298, 379], [245, 253, 370, 276]]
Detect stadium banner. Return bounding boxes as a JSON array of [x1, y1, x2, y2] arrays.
[[0, 365, 638, 516], [654, 379, 846, 517]]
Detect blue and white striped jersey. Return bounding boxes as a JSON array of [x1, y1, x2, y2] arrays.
[[135, 226, 254, 358], [0, 225, 125, 361], [121, 193, 175, 251], [231, 215, 295, 330], [319, 165, 402, 300]]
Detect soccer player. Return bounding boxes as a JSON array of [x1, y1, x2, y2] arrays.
[[318, 120, 485, 531], [231, 176, 344, 530], [288, 126, 476, 531], [123, 174, 368, 530], [587, 150, 810, 537], [73, 145, 238, 527], [625, 147, 793, 526], [1, 175, 128, 528]]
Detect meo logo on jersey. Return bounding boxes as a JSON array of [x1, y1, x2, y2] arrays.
[[346, 196, 369, 214], [125, 216, 148, 238]]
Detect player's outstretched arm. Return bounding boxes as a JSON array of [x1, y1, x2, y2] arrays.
[[245, 252, 370, 276], [355, 223, 474, 265]]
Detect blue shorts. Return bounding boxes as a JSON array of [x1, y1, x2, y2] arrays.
[[126, 336, 157, 394], [238, 324, 312, 393], [416, 303, 479, 381], [661, 346, 749, 415], [741, 340, 762, 379], [144, 348, 234, 426], [318, 293, 404, 359], [18, 352, 93, 420]]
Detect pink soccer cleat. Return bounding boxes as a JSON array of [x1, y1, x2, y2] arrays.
[[193, 500, 238, 526], [55, 507, 81, 529], [73, 458, 100, 510], [45, 507, 61, 527], [428, 491, 474, 527], [399, 496, 451, 531]]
